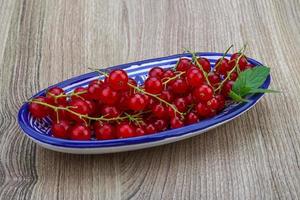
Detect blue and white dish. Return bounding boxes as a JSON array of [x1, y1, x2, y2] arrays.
[[18, 52, 270, 154]]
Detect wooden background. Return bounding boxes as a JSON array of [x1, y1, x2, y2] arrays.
[[0, 0, 299, 199]]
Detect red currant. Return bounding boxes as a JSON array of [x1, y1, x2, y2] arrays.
[[145, 123, 156, 134], [29, 97, 50, 118], [174, 97, 187, 112], [152, 104, 167, 119], [159, 90, 174, 102], [117, 123, 135, 138], [46, 87, 67, 105], [170, 117, 184, 129], [221, 80, 234, 97], [128, 93, 147, 111], [196, 102, 210, 117], [94, 123, 115, 140], [71, 87, 89, 100], [170, 78, 188, 95], [135, 127, 146, 136], [99, 85, 119, 105], [144, 77, 163, 94], [193, 85, 213, 102], [87, 82, 103, 100], [68, 99, 90, 122], [215, 94, 225, 111], [208, 72, 221, 87], [70, 124, 91, 140], [197, 57, 211, 73], [149, 67, 164, 78], [154, 119, 167, 131], [186, 68, 205, 88], [51, 120, 70, 139], [176, 58, 192, 72], [229, 53, 248, 69], [102, 105, 120, 118], [215, 58, 231, 76], [185, 112, 199, 125], [108, 69, 128, 91], [206, 97, 219, 110], [230, 71, 238, 81]]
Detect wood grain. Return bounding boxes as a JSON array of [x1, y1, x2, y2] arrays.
[[0, 0, 299, 199]]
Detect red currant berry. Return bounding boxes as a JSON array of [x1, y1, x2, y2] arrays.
[[170, 78, 188, 95], [102, 105, 120, 118], [176, 58, 192, 72], [87, 82, 103, 100], [215, 94, 225, 111], [70, 125, 91, 140], [185, 112, 199, 125], [94, 123, 115, 140], [68, 99, 90, 122], [162, 70, 176, 84], [186, 68, 205, 88], [144, 77, 163, 94], [51, 120, 70, 139], [197, 57, 211, 73], [229, 71, 238, 81], [29, 97, 50, 118], [135, 127, 146, 136], [145, 123, 156, 134], [159, 90, 174, 102], [99, 85, 119, 105], [117, 123, 135, 138], [71, 87, 89, 100], [149, 67, 164, 78], [196, 102, 210, 117], [215, 58, 231, 76], [49, 104, 70, 122], [240, 63, 253, 71], [154, 119, 167, 131], [84, 100, 96, 115], [174, 97, 187, 112], [208, 72, 221, 87], [152, 104, 167, 119], [229, 53, 248, 69], [206, 97, 219, 110], [90, 79, 104, 85], [46, 87, 67, 105], [221, 80, 234, 97], [128, 78, 137, 93], [128, 93, 147, 111], [184, 93, 193, 104], [108, 69, 129, 91], [170, 117, 184, 129], [193, 85, 214, 102]]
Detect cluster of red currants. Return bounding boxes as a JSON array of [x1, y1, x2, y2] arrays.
[[29, 51, 253, 140]]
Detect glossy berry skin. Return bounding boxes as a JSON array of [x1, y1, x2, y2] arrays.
[[176, 58, 192, 72], [159, 90, 174, 102], [108, 69, 129, 91], [51, 120, 70, 139], [230, 71, 238, 81], [145, 123, 156, 134], [184, 93, 193, 104], [196, 102, 210, 117], [117, 123, 135, 138], [215, 58, 231, 76], [84, 100, 96, 115], [170, 117, 184, 129], [215, 95, 225, 111], [94, 123, 115, 140], [197, 57, 211, 73], [241, 63, 253, 71], [46, 87, 67, 105], [68, 99, 90, 122], [144, 77, 163, 94], [229, 53, 248, 69], [99, 85, 119, 105], [29, 97, 50, 118], [152, 104, 167, 119], [221, 80, 235, 97], [174, 98, 187, 112], [149, 67, 164, 78], [128, 93, 147, 111], [170, 78, 189, 95], [128, 78, 137, 93], [206, 97, 219, 110], [49, 104, 70, 122], [71, 87, 89, 100], [185, 112, 199, 125], [135, 127, 146, 136], [193, 85, 214, 102], [162, 70, 176, 85], [70, 125, 91, 140], [186, 68, 205, 87], [87, 82, 103, 100], [101, 106, 120, 118], [208, 72, 221, 87], [154, 119, 167, 131]]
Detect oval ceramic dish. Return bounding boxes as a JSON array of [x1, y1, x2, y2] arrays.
[[18, 52, 270, 154]]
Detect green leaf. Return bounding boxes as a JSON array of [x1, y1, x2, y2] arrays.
[[232, 66, 270, 97], [248, 88, 280, 94], [229, 91, 249, 103]]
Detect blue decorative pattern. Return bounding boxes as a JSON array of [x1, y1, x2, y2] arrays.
[[18, 52, 270, 148]]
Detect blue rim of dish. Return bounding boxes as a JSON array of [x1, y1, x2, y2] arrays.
[[18, 52, 271, 148]]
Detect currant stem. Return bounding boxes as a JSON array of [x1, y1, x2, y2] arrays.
[[127, 83, 184, 116], [162, 71, 185, 85], [213, 44, 234, 71], [215, 44, 247, 92], [48, 90, 88, 99]]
